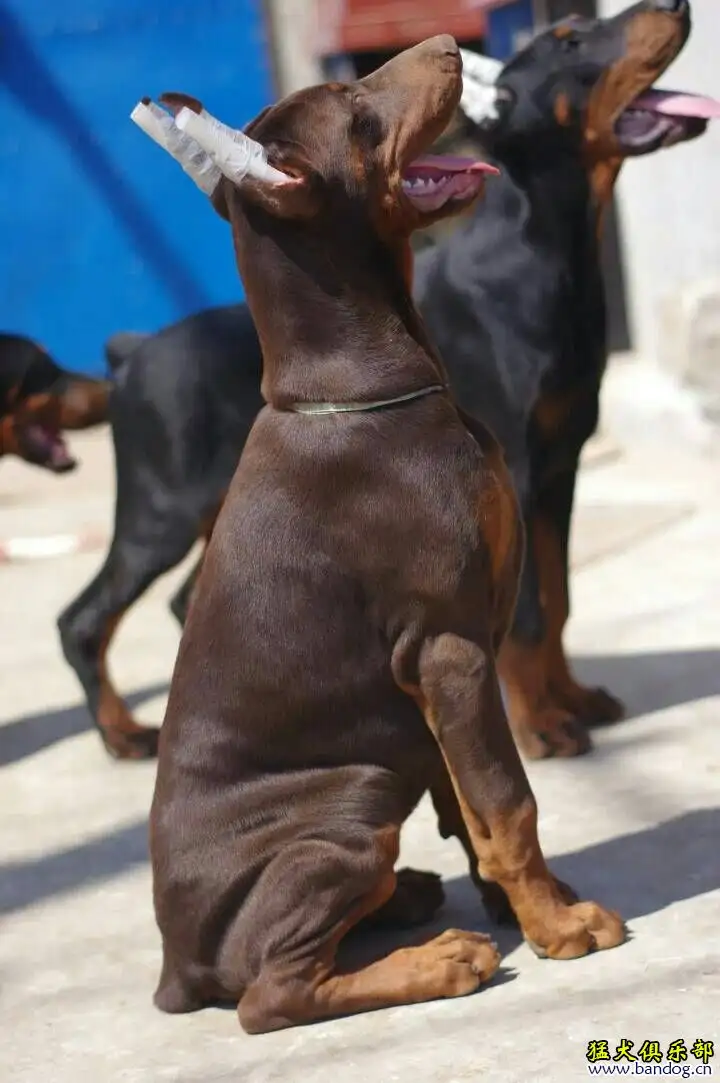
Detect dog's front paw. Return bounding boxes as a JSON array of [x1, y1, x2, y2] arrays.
[[411, 929, 501, 994], [511, 708, 591, 760], [552, 682, 625, 728], [100, 719, 160, 760], [525, 900, 626, 960]]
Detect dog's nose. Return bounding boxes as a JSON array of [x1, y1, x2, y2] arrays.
[[439, 35, 460, 57], [427, 34, 460, 59], [651, 0, 687, 11]]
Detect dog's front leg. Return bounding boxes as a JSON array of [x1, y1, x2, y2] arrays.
[[533, 469, 625, 727], [499, 517, 592, 760], [397, 633, 625, 959]]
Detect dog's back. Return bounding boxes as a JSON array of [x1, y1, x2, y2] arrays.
[[109, 304, 263, 483]]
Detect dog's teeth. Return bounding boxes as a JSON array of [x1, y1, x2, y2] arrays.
[[403, 174, 451, 194]]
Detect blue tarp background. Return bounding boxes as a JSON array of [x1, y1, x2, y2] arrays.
[[486, 0, 535, 59], [0, 0, 275, 373]]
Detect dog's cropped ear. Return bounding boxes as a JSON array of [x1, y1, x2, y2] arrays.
[[159, 93, 318, 220], [131, 97, 222, 195], [459, 50, 508, 129]]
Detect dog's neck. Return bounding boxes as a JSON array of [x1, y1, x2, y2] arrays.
[[229, 205, 445, 409], [445, 143, 607, 323], [420, 140, 610, 378], [487, 144, 600, 254]]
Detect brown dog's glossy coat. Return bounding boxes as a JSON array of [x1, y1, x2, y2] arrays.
[[150, 38, 625, 1034]]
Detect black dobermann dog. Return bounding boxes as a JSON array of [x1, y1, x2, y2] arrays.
[[1, 333, 110, 473], [416, 0, 714, 759], [145, 35, 624, 1034], [58, 0, 712, 759]]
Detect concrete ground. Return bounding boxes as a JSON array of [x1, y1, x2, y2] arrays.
[[1, 418, 719, 1083]]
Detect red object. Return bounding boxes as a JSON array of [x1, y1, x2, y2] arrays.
[[313, 0, 511, 55]]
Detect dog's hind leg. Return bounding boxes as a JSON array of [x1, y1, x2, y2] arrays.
[[208, 829, 501, 1034], [169, 503, 221, 627], [534, 470, 625, 727], [358, 866, 446, 928], [399, 633, 625, 958], [58, 520, 197, 760], [169, 554, 202, 628]]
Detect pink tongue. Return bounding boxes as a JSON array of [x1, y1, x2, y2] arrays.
[[408, 154, 500, 176], [633, 89, 720, 119]]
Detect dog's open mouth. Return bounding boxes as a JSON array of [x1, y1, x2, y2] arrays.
[[22, 423, 76, 473], [402, 155, 499, 212], [616, 89, 720, 152]]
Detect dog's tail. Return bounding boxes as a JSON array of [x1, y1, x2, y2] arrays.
[[104, 331, 150, 375]]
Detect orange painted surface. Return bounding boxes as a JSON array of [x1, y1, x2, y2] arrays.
[[314, 0, 513, 54]]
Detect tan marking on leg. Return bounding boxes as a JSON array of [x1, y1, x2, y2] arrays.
[[534, 514, 625, 727], [431, 770, 515, 925], [96, 610, 159, 759], [236, 824, 501, 1034], [403, 635, 624, 959], [498, 635, 590, 759]]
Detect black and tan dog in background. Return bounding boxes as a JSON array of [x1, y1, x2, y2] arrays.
[[1, 333, 110, 473], [57, 0, 716, 759], [416, 0, 715, 758]]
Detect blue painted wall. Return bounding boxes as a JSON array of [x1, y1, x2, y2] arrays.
[[485, 0, 535, 59], [0, 0, 275, 374]]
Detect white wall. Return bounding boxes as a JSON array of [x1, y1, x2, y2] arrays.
[[265, 0, 323, 94], [598, 0, 720, 368]]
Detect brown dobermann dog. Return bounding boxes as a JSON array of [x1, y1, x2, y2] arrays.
[[0, 333, 110, 472], [140, 37, 625, 1035]]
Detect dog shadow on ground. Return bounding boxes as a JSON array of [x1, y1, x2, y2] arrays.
[[3, 648, 718, 771], [2, 649, 718, 936], [571, 648, 720, 721], [1, 800, 718, 995], [0, 682, 168, 767], [337, 804, 720, 976]]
